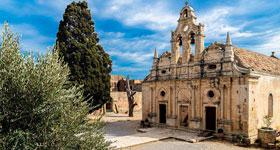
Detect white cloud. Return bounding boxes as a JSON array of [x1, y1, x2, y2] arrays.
[[249, 30, 280, 54], [261, 34, 280, 51], [100, 31, 170, 65], [198, 7, 256, 43], [97, 0, 177, 31], [10, 23, 53, 53], [109, 50, 153, 64]]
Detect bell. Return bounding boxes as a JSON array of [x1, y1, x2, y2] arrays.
[[179, 39, 183, 46], [191, 38, 195, 44]]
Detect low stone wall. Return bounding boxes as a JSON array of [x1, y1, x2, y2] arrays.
[[258, 128, 276, 148], [110, 92, 142, 114]]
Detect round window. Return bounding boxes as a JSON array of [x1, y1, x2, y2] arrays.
[[208, 90, 215, 98], [160, 91, 166, 97]]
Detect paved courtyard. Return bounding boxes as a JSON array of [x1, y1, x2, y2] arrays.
[[130, 138, 259, 150], [103, 112, 259, 150]]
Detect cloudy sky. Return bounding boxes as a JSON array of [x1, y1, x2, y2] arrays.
[[0, 0, 280, 79]]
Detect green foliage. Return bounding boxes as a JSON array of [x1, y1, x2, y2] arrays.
[[0, 24, 110, 150], [56, 1, 112, 111]]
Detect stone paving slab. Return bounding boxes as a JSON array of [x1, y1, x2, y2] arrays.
[[107, 128, 213, 149]]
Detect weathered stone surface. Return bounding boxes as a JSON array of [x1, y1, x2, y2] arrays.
[[258, 129, 276, 148], [110, 92, 142, 114], [142, 3, 280, 142], [107, 75, 143, 114]]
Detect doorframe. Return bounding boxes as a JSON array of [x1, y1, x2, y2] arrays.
[[203, 105, 217, 131], [158, 102, 167, 124], [177, 103, 190, 127]]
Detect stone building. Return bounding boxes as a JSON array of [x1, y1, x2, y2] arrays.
[[142, 3, 280, 141], [106, 75, 142, 114]]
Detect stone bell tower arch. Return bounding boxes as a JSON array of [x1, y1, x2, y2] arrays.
[[171, 3, 205, 64]]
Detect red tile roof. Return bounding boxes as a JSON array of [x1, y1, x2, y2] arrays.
[[234, 48, 280, 75]]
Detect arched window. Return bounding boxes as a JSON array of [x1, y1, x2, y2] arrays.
[[268, 93, 273, 117]]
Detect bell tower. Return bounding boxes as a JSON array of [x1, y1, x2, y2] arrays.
[[171, 2, 205, 64]]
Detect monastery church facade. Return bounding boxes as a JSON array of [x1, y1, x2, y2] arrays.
[[142, 3, 280, 140]]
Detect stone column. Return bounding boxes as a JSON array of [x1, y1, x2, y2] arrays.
[[192, 85, 196, 118], [221, 86, 224, 119], [172, 86, 176, 117], [182, 34, 190, 64], [169, 86, 173, 117], [198, 81, 202, 118], [171, 32, 180, 64]]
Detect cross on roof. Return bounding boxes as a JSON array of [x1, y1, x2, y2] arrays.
[[185, 0, 189, 5]]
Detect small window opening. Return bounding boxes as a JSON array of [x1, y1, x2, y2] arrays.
[[161, 70, 167, 74], [268, 93, 273, 117], [208, 64, 217, 70], [160, 91, 166, 97], [208, 90, 215, 98]]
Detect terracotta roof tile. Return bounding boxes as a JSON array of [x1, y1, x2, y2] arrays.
[[234, 48, 280, 75]]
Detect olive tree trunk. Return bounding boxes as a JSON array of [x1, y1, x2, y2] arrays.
[[126, 76, 137, 117]]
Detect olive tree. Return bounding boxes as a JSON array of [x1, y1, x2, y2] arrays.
[[0, 24, 109, 150]]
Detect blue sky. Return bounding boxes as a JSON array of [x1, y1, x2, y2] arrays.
[[0, 0, 280, 79]]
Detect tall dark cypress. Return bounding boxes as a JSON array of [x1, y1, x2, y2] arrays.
[[56, 1, 112, 111]]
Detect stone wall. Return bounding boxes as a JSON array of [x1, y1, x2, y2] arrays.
[[110, 92, 142, 114], [248, 74, 280, 139], [142, 76, 250, 134]]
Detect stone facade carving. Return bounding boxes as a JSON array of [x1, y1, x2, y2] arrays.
[[142, 3, 280, 142]]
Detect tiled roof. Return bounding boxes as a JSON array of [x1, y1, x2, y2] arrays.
[[234, 48, 280, 75]]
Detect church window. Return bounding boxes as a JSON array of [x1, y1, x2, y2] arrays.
[[268, 93, 273, 117], [207, 90, 215, 98], [160, 91, 166, 97], [161, 70, 167, 74]]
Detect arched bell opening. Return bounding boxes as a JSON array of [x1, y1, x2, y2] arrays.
[[190, 32, 196, 44], [183, 10, 188, 18], [188, 32, 196, 55], [177, 35, 183, 56]]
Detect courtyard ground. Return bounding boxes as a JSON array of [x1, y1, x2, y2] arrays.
[[102, 112, 260, 150]]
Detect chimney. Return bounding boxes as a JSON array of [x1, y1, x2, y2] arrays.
[[271, 51, 278, 59]]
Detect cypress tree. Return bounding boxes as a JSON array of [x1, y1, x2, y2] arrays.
[[56, 1, 112, 111]]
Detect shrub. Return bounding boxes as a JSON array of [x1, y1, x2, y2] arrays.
[[0, 24, 109, 149], [263, 115, 273, 130]]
